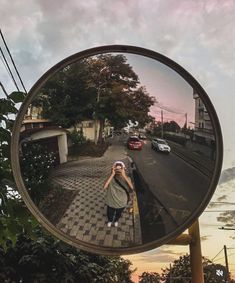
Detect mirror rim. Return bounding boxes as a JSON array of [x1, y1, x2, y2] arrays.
[[11, 45, 223, 255]]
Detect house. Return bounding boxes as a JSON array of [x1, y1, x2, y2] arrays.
[[20, 105, 69, 164], [193, 90, 215, 146], [72, 118, 112, 142]]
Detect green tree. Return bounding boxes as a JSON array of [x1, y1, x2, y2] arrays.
[[85, 54, 155, 139], [34, 54, 155, 142], [139, 271, 161, 283], [0, 91, 38, 245], [161, 254, 231, 283], [0, 233, 135, 283], [163, 120, 180, 133], [36, 59, 95, 128]]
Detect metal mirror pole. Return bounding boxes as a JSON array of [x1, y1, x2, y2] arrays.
[[188, 219, 204, 283], [168, 219, 204, 283]]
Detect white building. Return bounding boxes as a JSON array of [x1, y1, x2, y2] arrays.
[[193, 90, 215, 145]]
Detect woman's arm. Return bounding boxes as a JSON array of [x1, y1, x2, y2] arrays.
[[103, 167, 115, 189], [121, 169, 134, 190]]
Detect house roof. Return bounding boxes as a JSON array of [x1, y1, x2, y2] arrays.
[[20, 126, 69, 140]]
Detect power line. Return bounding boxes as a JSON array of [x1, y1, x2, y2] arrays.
[[0, 51, 15, 81], [0, 81, 9, 98], [212, 247, 224, 261], [0, 29, 27, 93], [0, 46, 20, 91]]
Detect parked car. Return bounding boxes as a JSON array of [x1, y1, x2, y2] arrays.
[[127, 136, 143, 150], [151, 138, 171, 153]]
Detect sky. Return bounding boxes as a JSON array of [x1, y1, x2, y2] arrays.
[[1, 0, 235, 281], [126, 53, 195, 128]]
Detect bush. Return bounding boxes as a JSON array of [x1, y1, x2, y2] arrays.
[[20, 142, 56, 205], [69, 128, 86, 145], [0, 233, 135, 283]]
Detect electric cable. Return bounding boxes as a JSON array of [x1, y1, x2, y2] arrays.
[[0, 29, 27, 93], [212, 247, 224, 261], [0, 46, 20, 91]]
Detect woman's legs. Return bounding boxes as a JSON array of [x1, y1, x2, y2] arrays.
[[107, 206, 115, 222], [107, 206, 125, 223], [114, 207, 125, 222]]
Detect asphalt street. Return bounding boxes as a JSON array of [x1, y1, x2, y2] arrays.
[[119, 135, 210, 227]]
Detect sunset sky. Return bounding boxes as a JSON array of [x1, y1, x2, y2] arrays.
[[1, 0, 235, 281]]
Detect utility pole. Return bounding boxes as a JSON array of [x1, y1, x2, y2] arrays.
[[224, 245, 230, 283], [161, 110, 164, 138], [169, 263, 172, 283]]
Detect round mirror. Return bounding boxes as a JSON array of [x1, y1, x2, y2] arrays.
[[11, 45, 223, 255]]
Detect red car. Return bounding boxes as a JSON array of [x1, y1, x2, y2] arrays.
[[127, 136, 142, 150]]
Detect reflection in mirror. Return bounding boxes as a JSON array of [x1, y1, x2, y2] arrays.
[[19, 52, 216, 248]]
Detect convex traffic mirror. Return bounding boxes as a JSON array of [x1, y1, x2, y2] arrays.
[[11, 45, 223, 255]]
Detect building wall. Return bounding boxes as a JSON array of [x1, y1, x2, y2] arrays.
[[193, 91, 215, 143], [72, 119, 112, 141], [29, 129, 68, 164]]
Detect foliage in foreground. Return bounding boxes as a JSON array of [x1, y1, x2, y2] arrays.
[[0, 232, 134, 283], [161, 254, 231, 283]]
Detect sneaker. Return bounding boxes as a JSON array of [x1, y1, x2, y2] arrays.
[[107, 222, 112, 227], [114, 222, 118, 227]]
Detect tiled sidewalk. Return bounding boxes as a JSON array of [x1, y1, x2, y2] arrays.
[[51, 142, 142, 248]]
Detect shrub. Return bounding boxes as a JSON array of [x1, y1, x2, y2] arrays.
[[20, 142, 56, 205]]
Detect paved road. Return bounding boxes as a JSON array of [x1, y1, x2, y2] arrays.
[[120, 136, 210, 227]]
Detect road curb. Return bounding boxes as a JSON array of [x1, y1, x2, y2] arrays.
[[127, 156, 142, 245]]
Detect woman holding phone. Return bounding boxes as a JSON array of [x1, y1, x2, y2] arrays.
[[103, 161, 134, 227]]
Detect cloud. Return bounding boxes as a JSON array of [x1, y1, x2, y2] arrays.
[[1, 0, 235, 93], [217, 211, 235, 226], [128, 247, 185, 264]]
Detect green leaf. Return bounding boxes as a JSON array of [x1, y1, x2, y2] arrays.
[[9, 91, 26, 103], [0, 127, 11, 142], [0, 99, 17, 115]]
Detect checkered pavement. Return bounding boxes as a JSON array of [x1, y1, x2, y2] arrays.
[[51, 144, 142, 248]]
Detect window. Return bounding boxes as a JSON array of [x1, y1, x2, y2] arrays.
[[25, 124, 32, 130], [32, 123, 40, 128], [83, 122, 93, 128]]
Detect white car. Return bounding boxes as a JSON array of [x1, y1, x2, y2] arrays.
[[151, 138, 171, 154]]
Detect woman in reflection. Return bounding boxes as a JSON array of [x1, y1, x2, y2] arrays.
[[103, 161, 134, 227]]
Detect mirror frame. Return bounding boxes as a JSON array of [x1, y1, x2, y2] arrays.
[[11, 45, 223, 255]]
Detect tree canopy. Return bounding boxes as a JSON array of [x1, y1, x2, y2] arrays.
[[139, 271, 161, 283], [0, 233, 135, 283], [33, 53, 155, 131], [161, 254, 231, 283]]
